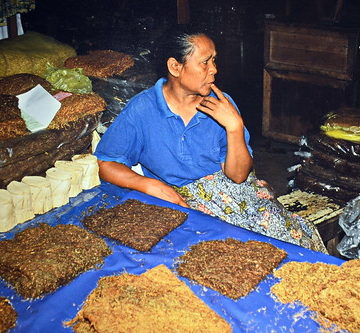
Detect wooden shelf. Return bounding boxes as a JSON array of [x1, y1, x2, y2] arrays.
[[262, 21, 360, 144]]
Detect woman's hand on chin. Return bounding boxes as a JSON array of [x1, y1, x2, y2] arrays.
[[197, 84, 244, 132]]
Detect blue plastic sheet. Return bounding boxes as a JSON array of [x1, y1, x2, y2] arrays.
[[0, 182, 345, 333]]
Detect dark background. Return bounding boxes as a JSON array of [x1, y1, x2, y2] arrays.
[[20, 0, 360, 138]]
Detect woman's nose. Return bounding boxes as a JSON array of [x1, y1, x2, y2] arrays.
[[209, 62, 217, 75]]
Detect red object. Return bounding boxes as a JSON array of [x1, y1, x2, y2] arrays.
[[53, 91, 73, 101]]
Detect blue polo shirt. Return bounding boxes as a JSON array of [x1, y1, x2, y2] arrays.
[[94, 78, 252, 187]]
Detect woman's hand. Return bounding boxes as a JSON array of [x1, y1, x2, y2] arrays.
[[144, 178, 189, 208], [197, 84, 244, 132], [98, 161, 189, 208], [196, 84, 253, 183]]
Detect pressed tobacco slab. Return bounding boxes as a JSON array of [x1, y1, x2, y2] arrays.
[[66, 264, 231, 333], [0, 223, 111, 299], [177, 238, 287, 299], [0, 297, 17, 332], [82, 199, 188, 251], [272, 259, 360, 333]]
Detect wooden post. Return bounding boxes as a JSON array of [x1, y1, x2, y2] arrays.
[[7, 14, 18, 39], [177, 0, 190, 24]]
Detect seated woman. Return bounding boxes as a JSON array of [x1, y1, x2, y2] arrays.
[[94, 29, 327, 253]]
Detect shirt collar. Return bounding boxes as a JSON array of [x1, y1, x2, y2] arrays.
[[155, 77, 210, 120], [155, 78, 174, 118]]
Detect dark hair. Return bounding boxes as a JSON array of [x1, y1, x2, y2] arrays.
[[155, 27, 212, 77]]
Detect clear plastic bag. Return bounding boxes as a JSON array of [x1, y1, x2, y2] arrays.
[[307, 132, 360, 161], [90, 51, 157, 130], [337, 195, 360, 259]]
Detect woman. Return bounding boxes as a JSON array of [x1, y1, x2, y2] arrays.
[[94, 30, 327, 253]]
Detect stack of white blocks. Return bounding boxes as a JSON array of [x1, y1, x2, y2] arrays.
[[0, 154, 100, 232]]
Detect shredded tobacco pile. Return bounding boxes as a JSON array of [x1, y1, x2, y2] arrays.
[[64, 50, 135, 78], [48, 93, 106, 129], [177, 238, 287, 299], [271, 259, 360, 333], [0, 223, 112, 299], [65, 264, 231, 333], [0, 297, 17, 333], [0, 73, 53, 96], [0, 118, 29, 141], [0, 94, 29, 140], [82, 199, 188, 251], [0, 95, 21, 122]]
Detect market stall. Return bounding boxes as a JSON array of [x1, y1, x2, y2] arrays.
[[0, 182, 346, 333]]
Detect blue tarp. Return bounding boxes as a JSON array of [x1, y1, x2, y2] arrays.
[[0, 182, 345, 333]]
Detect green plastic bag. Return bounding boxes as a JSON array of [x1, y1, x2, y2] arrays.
[[320, 126, 360, 143], [45, 63, 92, 94]]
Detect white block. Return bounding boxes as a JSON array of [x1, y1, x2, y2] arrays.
[[46, 167, 71, 207], [22, 176, 53, 214], [6, 181, 35, 224], [71, 154, 100, 190], [54, 160, 84, 197], [0, 189, 16, 232]]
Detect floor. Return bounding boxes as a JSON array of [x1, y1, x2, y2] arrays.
[[252, 135, 299, 197], [251, 136, 347, 259]]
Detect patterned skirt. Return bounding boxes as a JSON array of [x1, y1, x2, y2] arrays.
[[174, 171, 328, 254]]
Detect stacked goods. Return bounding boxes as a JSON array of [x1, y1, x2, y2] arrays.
[[65, 264, 231, 333], [0, 31, 76, 77], [295, 109, 360, 205], [0, 113, 100, 188], [0, 75, 105, 187], [89, 50, 157, 130], [177, 238, 287, 299], [271, 259, 360, 333], [64, 50, 135, 78], [82, 199, 188, 251], [0, 73, 106, 137], [0, 223, 111, 299], [0, 297, 17, 332], [0, 73, 55, 140], [320, 107, 360, 143], [63, 49, 137, 130], [0, 154, 101, 231]]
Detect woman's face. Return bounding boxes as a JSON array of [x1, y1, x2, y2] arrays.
[[178, 35, 217, 97]]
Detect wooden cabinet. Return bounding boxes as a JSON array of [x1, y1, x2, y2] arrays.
[[262, 21, 360, 143]]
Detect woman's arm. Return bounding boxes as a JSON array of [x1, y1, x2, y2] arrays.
[[98, 160, 189, 207], [222, 122, 253, 183], [197, 84, 253, 183]]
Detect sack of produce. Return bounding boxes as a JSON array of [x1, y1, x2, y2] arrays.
[[0, 31, 76, 77]]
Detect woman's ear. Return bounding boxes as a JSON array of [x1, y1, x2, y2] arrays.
[[167, 57, 182, 77]]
